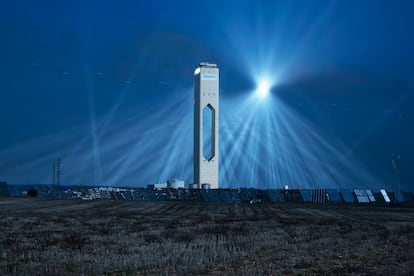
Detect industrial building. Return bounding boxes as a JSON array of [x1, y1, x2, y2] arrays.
[[147, 178, 185, 190]]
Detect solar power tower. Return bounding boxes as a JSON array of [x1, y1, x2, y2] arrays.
[[194, 62, 219, 189]]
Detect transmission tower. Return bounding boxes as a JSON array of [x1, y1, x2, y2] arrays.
[[56, 158, 61, 186], [391, 153, 400, 204], [52, 161, 56, 185]]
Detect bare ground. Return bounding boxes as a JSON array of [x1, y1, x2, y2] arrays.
[[0, 198, 413, 275]]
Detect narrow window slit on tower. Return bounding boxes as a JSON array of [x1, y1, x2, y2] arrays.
[[202, 104, 215, 161]]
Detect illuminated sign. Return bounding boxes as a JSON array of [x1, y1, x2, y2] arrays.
[[201, 74, 217, 80]]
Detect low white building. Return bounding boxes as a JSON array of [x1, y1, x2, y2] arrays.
[[167, 178, 185, 189]]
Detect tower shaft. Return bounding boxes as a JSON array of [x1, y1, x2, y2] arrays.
[[194, 62, 219, 188]]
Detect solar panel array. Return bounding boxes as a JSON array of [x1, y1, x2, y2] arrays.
[[401, 192, 414, 202], [300, 189, 312, 202], [262, 189, 286, 203], [5, 184, 414, 205], [230, 190, 242, 203], [326, 189, 341, 203], [296, 189, 326, 203], [354, 189, 370, 203], [353, 189, 377, 203], [340, 189, 356, 203], [201, 189, 223, 202], [8, 187, 20, 197], [366, 190, 376, 202], [201, 189, 244, 203], [372, 192, 385, 203], [220, 190, 234, 203], [380, 189, 391, 203], [311, 189, 326, 204], [285, 189, 304, 202]]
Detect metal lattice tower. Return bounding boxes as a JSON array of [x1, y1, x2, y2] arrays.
[[392, 153, 400, 204], [56, 158, 61, 186]]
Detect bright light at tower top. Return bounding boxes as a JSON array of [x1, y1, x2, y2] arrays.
[[255, 78, 272, 98]]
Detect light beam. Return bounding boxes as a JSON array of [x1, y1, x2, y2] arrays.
[[256, 78, 271, 98]]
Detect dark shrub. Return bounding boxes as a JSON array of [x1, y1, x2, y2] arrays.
[[27, 188, 38, 197]]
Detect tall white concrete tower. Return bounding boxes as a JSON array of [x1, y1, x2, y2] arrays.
[[194, 62, 219, 189]]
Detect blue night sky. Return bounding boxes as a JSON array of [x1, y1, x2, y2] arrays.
[[0, 0, 413, 191]]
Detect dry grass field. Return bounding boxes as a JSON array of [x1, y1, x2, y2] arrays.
[[0, 197, 413, 275]]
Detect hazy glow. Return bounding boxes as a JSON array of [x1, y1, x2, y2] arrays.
[[219, 93, 383, 190], [0, 89, 385, 190], [0, 47, 386, 191], [256, 78, 272, 98]]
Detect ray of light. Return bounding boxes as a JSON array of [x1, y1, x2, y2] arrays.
[[0, 86, 386, 191]]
